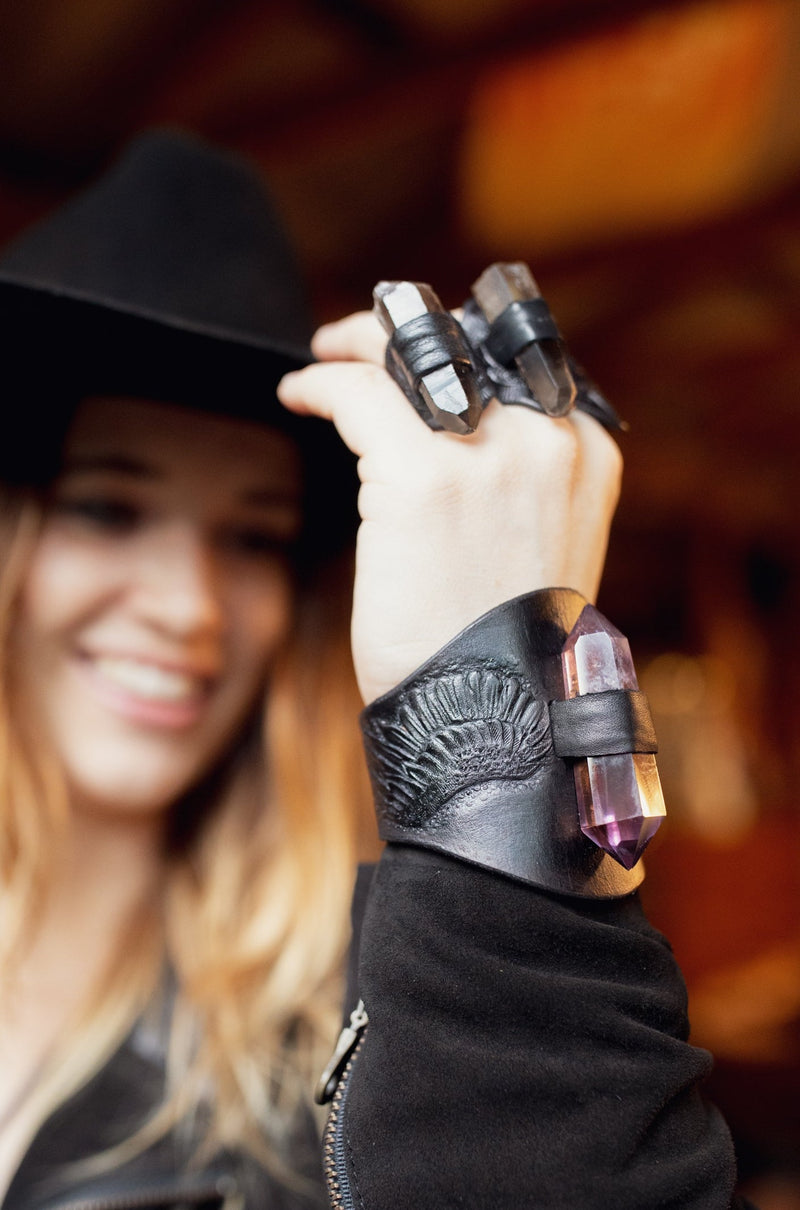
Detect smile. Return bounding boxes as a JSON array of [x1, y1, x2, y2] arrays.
[[77, 653, 214, 729], [93, 656, 205, 703]]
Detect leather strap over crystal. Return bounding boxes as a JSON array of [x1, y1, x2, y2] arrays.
[[549, 690, 658, 757], [484, 298, 561, 365], [360, 589, 648, 899]]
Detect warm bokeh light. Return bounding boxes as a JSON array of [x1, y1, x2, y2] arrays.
[[460, 0, 799, 253], [642, 652, 757, 841], [1, 3, 799, 1201]]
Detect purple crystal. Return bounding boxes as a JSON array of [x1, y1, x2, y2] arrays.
[[562, 605, 665, 869], [574, 752, 665, 870], [562, 606, 637, 695]]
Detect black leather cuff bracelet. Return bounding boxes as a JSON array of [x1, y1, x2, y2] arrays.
[[360, 589, 661, 899]]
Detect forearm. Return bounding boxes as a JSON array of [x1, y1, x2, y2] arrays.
[[330, 587, 754, 1207], [343, 843, 743, 1209], [284, 304, 756, 1208]]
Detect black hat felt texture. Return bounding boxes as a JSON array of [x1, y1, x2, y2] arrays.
[[0, 128, 314, 411], [0, 129, 356, 551]]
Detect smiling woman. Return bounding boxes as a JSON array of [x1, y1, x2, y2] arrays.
[[15, 398, 301, 813], [0, 130, 755, 1210], [0, 133, 368, 1210]]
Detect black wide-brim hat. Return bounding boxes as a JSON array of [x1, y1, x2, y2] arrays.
[[0, 128, 356, 556]]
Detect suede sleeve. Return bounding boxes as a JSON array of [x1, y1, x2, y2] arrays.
[[340, 844, 754, 1210]]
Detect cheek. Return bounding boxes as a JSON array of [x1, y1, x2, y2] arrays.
[[18, 531, 119, 644], [226, 565, 295, 684]]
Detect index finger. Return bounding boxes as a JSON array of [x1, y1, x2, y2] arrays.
[[311, 311, 387, 366], [277, 359, 437, 459]]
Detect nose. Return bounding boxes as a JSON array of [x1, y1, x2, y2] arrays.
[[131, 520, 224, 641]]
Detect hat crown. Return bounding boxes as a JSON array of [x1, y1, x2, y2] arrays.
[[0, 129, 312, 349]]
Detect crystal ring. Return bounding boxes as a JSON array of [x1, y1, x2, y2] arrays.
[[370, 266, 626, 435], [373, 280, 485, 434]]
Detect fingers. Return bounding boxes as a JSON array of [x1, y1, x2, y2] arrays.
[[279, 337, 621, 495], [573, 408, 623, 505], [311, 311, 387, 365], [281, 307, 487, 459], [280, 309, 423, 457], [277, 358, 433, 459], [279, 307, 623, 557]]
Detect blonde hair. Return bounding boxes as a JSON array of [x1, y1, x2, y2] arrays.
[[0, 490, 376, 1175]]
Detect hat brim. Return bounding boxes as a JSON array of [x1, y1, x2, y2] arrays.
[[0, 276, 314, 416], [0, 278, 358, 558]]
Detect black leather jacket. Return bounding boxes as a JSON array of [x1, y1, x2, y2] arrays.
[[6, 846, 756, 1210], [2, 1008, 325, 1210], [5, 591, 758, 1209]]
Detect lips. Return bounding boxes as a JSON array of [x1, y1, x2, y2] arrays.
[[92, 656, 206, 703], [76, 651, 216, 729]]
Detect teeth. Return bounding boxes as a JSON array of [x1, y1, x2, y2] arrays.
[[93, 657, 203, 702]]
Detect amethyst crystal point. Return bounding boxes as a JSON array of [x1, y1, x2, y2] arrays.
[[562, 605, 666, 869], [561, 606, 637, 696], [574, 752, 665, 870], [471, 262, 576, 417], [373, 280, 483, 433]]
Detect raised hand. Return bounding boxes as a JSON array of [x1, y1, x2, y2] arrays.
[[277, 310, 622, 705]]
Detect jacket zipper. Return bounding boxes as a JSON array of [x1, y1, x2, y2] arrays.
[[315, 1000, 368, 1107], [316, 1001, 369, 1210]]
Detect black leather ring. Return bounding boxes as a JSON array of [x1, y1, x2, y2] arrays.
[[458, 299, 626, 430], [387, 311, 473, 388], [485, 298, 560, 365]]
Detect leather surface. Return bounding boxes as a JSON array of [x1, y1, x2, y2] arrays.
[[484, 297, 560, 364], [388, 311, 474, 388], [361, 589, 645, 899], [459, 298, 625, 429], [4, 1003, 324, 1210], [549, 689, 658, 757]]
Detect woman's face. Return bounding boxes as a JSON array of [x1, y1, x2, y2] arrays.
[[13, 396, 302, 820]]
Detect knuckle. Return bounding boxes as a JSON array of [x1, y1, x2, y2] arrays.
[[404, 454, 454, 502], [606, 441, 624, 496], [359, 361, 391, 389], [533, 421, 581, 482], [591, 418, 622, 463], [594, 430, 624, 499]]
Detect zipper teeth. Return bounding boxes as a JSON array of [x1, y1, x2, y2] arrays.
[[322, 1030, 367, 1210]]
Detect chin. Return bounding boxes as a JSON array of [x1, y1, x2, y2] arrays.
[[65, 752, 212, 821], [44, 697, 257, 825]]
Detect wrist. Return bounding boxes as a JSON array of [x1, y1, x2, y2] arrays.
[[360, 588, 659, 899]]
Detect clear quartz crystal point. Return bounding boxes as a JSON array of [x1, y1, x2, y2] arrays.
[[373, 280, 483, 433], [561, 605, 666, 869], [472, 262, 576, 417]]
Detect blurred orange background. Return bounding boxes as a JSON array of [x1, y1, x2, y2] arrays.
[[1, 1, 799, 1201]]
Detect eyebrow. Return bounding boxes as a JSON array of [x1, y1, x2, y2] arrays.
[[241, 487, 301, 510], [62, 456, 299, 510], [62, 454, 161, 479]]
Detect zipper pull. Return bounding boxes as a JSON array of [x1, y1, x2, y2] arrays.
[[314, 999, 369, 1105]]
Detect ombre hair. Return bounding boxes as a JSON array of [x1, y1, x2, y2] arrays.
[[0, 481, 375, 1176]]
